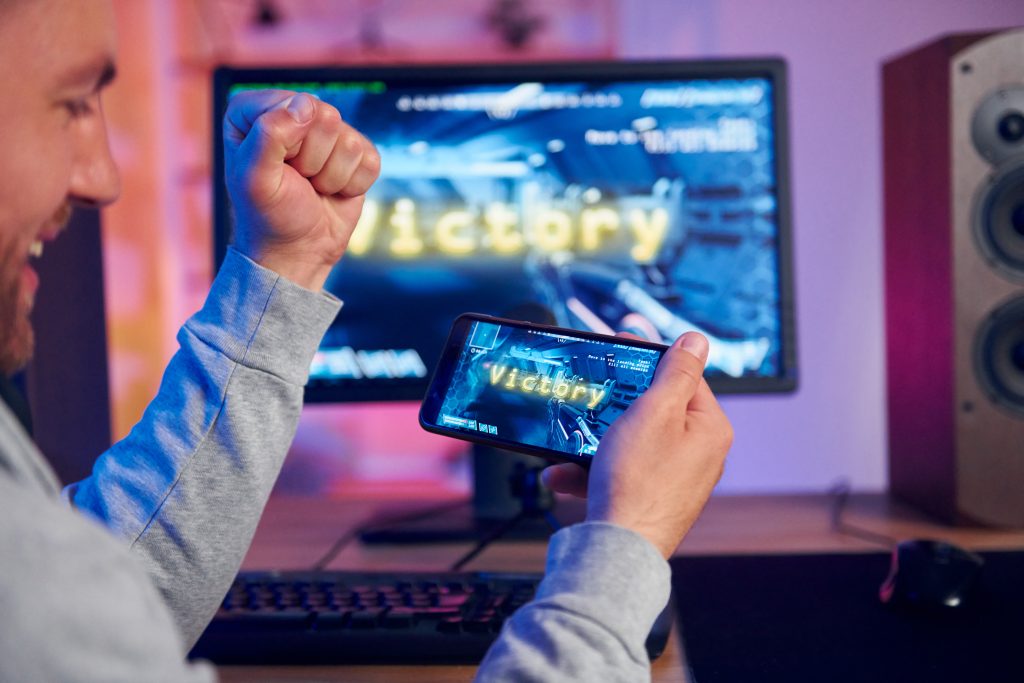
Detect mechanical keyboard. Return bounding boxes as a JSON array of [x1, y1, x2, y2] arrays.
[[189, 570, 674, 665]]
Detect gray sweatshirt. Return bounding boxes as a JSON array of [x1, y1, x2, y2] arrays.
[[0, 249, 670, 682]]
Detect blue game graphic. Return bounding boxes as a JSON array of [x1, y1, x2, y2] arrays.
[[435, 320, 662, 458], [228, 74, 783, 394]]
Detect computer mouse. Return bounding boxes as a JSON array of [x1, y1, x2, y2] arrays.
[[879, 539, 984, 609]]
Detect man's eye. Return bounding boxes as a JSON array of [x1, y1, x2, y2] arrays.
[[65, 99, 93, 117]]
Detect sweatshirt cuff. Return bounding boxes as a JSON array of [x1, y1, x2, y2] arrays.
[[182, 247, 342, 385], [539, 521, 671, 649]]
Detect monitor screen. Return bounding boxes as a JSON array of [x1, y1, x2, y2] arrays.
[[213, 60, 797, 402]]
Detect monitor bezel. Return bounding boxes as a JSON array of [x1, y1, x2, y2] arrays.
[[212, 59, 798, 399]]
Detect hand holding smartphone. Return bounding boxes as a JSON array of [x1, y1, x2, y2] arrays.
[[419, 313, 668, 466]]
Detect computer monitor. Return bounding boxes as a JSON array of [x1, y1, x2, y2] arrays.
[[212, 59, 798, 411]]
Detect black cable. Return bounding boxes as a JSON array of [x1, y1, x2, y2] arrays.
[[543, 509, 562, 533], [449, 511, 526, 571], [310, 499, 469, 571], [310, 527, 362, 572], [828, 479, 898, 549], [448, 463, 563, 570]]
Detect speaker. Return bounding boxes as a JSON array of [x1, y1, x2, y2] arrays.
[[25, 207, 112, 484], [884, 28, 1024, 526]]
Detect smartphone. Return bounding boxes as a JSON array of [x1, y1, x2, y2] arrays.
[[419, 313, 668, 466]]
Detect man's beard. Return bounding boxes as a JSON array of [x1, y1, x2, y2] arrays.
[[0, 205, 70, 376], [0, 243, 34, 377]]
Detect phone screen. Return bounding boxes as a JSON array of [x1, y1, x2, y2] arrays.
[[420, 314, 666, 463]]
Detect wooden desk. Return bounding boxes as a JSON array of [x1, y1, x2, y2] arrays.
[[218, 493, 1024, 682]]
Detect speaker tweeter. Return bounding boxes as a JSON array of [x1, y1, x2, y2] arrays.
[[971, 85, 1024, 164]]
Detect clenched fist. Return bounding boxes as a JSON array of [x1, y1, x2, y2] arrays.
[[223, 90, 380, 290]]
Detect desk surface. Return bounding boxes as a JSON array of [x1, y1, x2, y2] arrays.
[[218, 493, 1024, 682]]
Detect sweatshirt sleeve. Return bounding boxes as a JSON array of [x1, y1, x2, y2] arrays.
[[64, 248, 341, 647], [475, 521, 672, 683]]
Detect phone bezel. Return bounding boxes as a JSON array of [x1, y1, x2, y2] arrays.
[[419, 313, 669, 466]]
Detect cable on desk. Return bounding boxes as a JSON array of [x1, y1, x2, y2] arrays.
[[448, 508, 562, 572], [543, 510, 562, 533], [828, 479, 898, 549], [449, 511, 527, 571], [310, 499, 470, 571]]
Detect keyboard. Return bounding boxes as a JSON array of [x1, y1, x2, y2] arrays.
[[189, 570, 674, 665]]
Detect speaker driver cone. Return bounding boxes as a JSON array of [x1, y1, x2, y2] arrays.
[[975, 296, 1024, 415], [971, 86, 1024, 165], [973, 162, 1024, 280]]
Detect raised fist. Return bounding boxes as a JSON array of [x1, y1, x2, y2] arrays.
[[223, 90, 380, 290]]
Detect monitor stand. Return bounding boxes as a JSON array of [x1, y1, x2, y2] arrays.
[[359, 445, 583, 544]]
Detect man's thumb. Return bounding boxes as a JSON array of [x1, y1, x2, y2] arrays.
[[649, 332, 709, 406], [259, 94, 317, 157], [225, 92, 316, 197]]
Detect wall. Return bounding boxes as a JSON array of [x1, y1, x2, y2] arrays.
[[617, 0, 1024, 492], [100, 0, 619, 499], [99, 0, 1024, 497]]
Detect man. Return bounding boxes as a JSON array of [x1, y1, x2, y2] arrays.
[[0, 1, 732, 681]]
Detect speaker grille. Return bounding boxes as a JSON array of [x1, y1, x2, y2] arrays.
[[973, 161, 1024, 280], [974, 295, 1024, 415]]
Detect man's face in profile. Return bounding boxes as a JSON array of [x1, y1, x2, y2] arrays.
[[0, 0, 120, 376]]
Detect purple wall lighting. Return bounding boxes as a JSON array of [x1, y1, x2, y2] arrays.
[[616, 0, 1024, 493], [282, 0, 1024, 497]]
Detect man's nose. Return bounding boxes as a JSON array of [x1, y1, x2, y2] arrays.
[[69, 104, 121, 208]]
